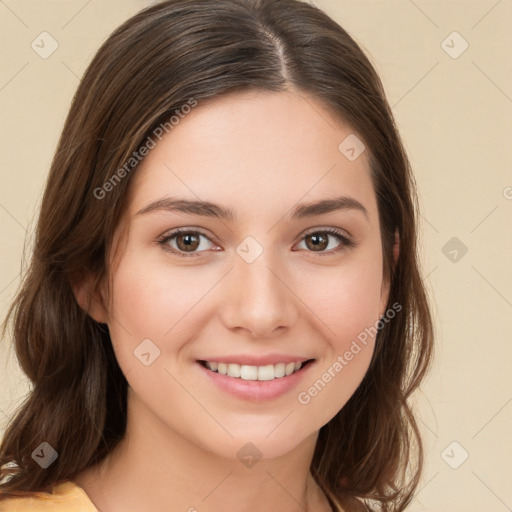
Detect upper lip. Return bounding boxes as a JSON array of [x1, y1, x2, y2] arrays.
[[198, 354, 313, 366]]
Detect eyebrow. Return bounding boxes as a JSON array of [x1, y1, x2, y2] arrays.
[[136, 195, 369, 222]]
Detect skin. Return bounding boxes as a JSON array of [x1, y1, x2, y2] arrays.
[[74, 89, 398, 512]]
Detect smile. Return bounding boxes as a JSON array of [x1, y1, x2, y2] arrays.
[[196, 357, 315, 401], [200, 360, 309, 381]]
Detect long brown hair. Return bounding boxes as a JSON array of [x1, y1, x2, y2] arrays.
[[0, 1, 434, 510]]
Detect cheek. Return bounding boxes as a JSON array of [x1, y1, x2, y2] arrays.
[[293, 250, 384, 418], [104, 254, 220, 416], [296, 342, 374, 423], [109, 253, 217, 341], [303, 249, 385, 348], [295, 282, 379, 425]]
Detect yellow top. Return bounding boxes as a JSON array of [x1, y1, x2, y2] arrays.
[[0, 480, 354, 511], [0, 481, 98, 511]]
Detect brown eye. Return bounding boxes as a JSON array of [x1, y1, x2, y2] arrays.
[[159, 229, 217, 257], [304, 233, 329, 251], [296, 228, 354, 255], [175, 232, 200, 252]]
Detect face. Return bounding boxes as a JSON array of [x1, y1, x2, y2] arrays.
[[88, 89, 391, 460]]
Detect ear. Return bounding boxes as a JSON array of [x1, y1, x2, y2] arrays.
[[379, 228, 400, 316], [71, 272, 109, 324]]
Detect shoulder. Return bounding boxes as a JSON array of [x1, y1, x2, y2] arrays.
[[0, 480, 98, 512]]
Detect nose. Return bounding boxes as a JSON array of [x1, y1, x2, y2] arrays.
[[219, 249, 298, 339]]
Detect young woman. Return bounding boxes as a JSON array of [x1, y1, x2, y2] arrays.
[[0, 0, 434, 510]]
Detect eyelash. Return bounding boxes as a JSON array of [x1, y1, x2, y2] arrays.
[[157, 227, 355, 258]]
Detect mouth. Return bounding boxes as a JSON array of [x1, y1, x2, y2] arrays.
[[198, 359, 315, 381]]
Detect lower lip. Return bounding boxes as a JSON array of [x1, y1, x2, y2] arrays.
[[196, 361, 314, 402]]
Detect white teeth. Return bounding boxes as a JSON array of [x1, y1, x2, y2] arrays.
[[285, 362, 295, 376], [257, 364, 275, 381], [227, 363, 241, 378], [240, 365, 258, 380], [204, 360, 305, 380], [274, 363, 285, 378]]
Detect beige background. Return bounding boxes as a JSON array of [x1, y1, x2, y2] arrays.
[[1, 1, 511, 510]]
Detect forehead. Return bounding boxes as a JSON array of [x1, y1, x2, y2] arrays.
[[126, 89, 378, 224]]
